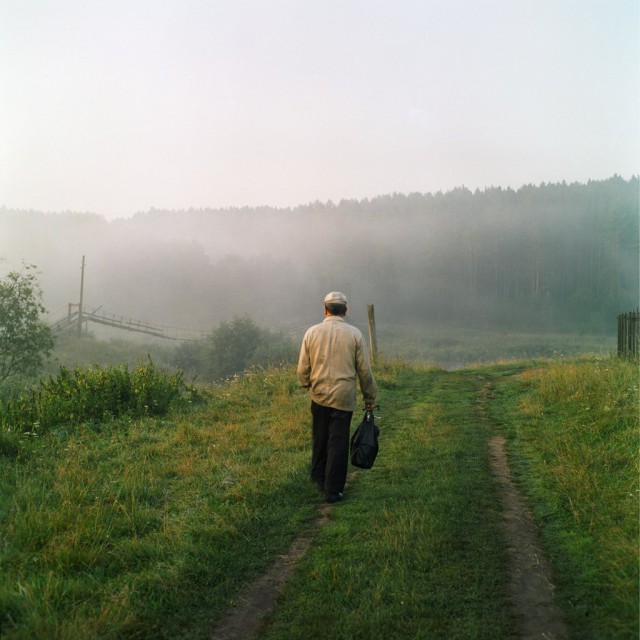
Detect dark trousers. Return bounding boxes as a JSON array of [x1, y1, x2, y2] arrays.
[[310, 401, 353, 494]]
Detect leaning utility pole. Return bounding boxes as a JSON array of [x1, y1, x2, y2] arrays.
[[77, 255, 85, 336]]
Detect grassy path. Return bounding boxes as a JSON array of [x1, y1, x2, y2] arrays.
[[253, 359, 637, 639], [258, 366, 523, 639]]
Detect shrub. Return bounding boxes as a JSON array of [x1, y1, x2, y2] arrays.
[[0, 361, 187, 433], [173, 316, 297, 381]]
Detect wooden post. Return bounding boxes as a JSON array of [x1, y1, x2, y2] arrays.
[[618, 309, 640, 361], [618, 313, 623, 356], [367, 304, 378, 357], [77, 255, 85, 336]]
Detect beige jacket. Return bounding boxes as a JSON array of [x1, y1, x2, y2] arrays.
[[297, 315, 377, 412]]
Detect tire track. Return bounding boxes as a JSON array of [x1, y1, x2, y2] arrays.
[[210, 472, 358, 640], [209, 504, 332, 640], [478, 381, 568, 640]]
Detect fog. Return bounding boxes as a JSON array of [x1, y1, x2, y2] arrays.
[[0, 177, 637, 360]]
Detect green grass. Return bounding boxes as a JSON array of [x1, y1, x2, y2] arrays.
[[489, 356, 639, 639], [1, 356, 637, 639], [1, 362, 189, 433], [261, 363, 517, 639], [0, 367, 316, 639]]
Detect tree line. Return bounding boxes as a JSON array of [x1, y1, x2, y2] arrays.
[[0, 175, 637, 335]]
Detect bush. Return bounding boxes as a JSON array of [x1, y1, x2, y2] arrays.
[[0, 361, 188, 433], [207, 316, 263, 379], [173, 316, 297, 381]]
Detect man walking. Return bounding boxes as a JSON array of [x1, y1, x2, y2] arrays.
[[297, 292, 377, 503]]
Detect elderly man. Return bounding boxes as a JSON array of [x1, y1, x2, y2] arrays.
[[297, 292, 377, 503]]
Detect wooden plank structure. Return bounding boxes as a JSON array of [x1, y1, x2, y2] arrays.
[[617, 309, 639, 361], [49, 257, 209, 341], [83, 309, 174, 339], [50, 307, 206, 342]]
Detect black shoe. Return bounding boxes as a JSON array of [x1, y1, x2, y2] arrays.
[[324, 492, 344, 504]]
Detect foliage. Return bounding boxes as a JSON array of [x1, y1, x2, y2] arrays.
[[206, 315, 263, 379], [0, 265, 54, 385], [173, 315, 297, 381], [0, 361, 188, 433]]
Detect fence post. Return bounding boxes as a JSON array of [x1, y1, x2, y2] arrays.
[[77, 255, 85, 336], [617, 313, 624, 356], [367, 304, 378, 358]]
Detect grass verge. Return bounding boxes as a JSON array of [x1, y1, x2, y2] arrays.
[[490, 356, 639, 639]]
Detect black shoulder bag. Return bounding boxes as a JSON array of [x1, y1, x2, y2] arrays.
[[350, 409, 380, 469]]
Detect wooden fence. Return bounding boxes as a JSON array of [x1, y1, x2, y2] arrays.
[[617, 309, 639, 361]]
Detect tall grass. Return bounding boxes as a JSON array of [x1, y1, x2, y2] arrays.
[[0, 366, 315, 639], [493, 356, 638, 639], [43, 334, 176, 374], [0, 361, 189, 434]]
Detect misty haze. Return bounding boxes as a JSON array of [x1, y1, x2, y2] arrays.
[[0, 176, 637, 370]]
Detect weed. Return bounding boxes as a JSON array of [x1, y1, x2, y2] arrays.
[[0, 366, 314, 639]]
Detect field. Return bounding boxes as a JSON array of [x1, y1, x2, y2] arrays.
[[43, 322, 618, 374], [376, 322, 616, 369], [0, 348, 637, 639]]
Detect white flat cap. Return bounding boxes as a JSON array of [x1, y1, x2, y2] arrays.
[[324, 291, 347, 305]]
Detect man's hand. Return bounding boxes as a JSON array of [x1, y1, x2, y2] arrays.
[[365, 402, 376, 411]]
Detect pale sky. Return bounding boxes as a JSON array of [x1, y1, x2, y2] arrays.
[[1, 0, 638, 220]]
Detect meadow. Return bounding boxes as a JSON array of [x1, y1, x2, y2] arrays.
[[0, 348, 637, 638], [376, 322, 616, 369]]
